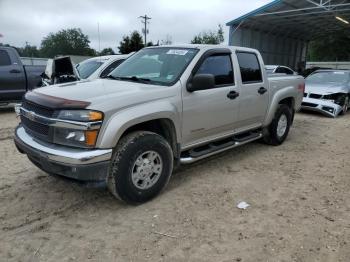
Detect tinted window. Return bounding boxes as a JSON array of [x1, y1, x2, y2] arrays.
[[236, 52, 262, 84], [100, 59, 125, 78], [0, 50, 11, 66], [196, 54, 234, 85], [276, 67, 294, 75], [275, 67, 284, 74], [285, 68, 294, 75]]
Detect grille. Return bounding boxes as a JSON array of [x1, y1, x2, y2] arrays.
[[21, 115, 50, 139], [309, 93, 322, 99], [22, 100, 55, 118], [302, 102, 318, 107]]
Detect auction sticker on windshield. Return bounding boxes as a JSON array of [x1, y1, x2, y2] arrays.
[[166, 49, 188, 55]]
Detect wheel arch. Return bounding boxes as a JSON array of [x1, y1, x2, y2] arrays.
[[263, 86, 297, 127], [97, 103, 181, 158]]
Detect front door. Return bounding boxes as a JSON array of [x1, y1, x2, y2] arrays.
[[182, 51, 239, 148]]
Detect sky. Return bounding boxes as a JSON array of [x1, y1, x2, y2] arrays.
[[0, 0, 270, 52]]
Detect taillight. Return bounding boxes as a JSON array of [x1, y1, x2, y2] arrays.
[[298, 83, 305, 93]]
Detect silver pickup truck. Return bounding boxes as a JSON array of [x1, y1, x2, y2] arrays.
[[14, 45, 305, 204]]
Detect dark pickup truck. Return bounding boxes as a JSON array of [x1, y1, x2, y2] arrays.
[[0, 47, 45, 104]]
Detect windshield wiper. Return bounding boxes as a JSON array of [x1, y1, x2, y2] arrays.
[[106, 75, 119, 80], [107, 75, 152, 83]]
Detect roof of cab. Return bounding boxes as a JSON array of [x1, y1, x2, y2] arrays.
[[144, 44, 260, 53]]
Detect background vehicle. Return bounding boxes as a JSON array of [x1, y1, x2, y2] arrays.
[[301, 66, 332, 78], [265, 65, 297, 75], [41, 56, 79, 86], [302, 70, 350, 117], [14, 45, 304, 204], [41, 54, 132, 86], [76, 54, 132, 80], [0, 47, 45, 103]]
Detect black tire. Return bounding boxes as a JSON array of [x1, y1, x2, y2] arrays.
[[263, 104, 292, 146], [107, 131, 173, 204]]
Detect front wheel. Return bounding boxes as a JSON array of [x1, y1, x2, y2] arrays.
[[263, 104, 292, 146], [107, 131, 173, 204]]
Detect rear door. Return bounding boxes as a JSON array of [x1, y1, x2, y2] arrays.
[[0, 48, 26, 102], [235, 51, 269, 132], [182, 49, 239, 147]]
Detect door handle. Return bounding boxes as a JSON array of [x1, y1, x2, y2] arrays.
[[10, 69, 21, 74], [258, 87, 267, 95], [227, 90, 239, 100]]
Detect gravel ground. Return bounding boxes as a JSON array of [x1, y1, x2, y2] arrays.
[[0, 108, 350, 262]]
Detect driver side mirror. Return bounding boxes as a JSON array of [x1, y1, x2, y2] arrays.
[[187, 74, 215, 92]]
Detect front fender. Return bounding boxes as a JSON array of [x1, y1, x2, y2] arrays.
[[96, 101, 181, 148]]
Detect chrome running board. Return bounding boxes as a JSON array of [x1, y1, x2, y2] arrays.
[[180, 132, 263, 164]]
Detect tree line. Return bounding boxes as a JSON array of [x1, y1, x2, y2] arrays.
[[0, 25, 224, 58], [1, 24, 346, 61]]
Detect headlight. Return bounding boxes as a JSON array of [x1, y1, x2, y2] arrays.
[[54, 110, 103, 148], [57, 110, 103, 122], [322, 99, 335, 103], [53, 128, 99, 148]]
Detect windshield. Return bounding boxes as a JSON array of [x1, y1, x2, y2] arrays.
[[306, 71, 349, 84], [109, 47, 199, 85], [76, 60, 104, 79]]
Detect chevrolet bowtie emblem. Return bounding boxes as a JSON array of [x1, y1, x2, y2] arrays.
[[27, 111, 36, 121]]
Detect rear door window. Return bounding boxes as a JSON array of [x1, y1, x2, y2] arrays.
[[0, 50, 11, 66], [275, 67, 284, 74], [196, 54, 234, 86], [284, 68, 294, 75], [236, 52, 262, 84], [276, 67, 294, 75]]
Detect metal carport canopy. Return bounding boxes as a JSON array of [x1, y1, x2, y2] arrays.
[[226, 0, 350, 69]]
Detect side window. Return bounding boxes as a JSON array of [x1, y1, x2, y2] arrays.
[[285, 68, 294, 75], [0, 50, 11, 66], [236, 52, 262, 84], [275, 67, 284, 74], [196, 54, 234, 86], [100, 59, 125, 78]]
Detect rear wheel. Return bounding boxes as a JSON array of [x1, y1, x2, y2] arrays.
[[263, 104, 292, 146], [107, 131, 173, 204]]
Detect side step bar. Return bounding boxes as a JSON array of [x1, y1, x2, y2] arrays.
[[180, 132, 263, 164]]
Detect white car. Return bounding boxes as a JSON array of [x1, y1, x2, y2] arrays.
[[41, 54, 133, 86], [76, 54, 133, 80], [265, 65, 297, 75], [301, 70, 350, 117]]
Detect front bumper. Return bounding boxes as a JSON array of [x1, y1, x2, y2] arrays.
[[14, 126, 112, 181], [301, 97, 343, 117]]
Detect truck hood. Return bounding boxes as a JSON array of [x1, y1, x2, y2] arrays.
[[34, 79, 175, 111], [305, 82, 349, 95]]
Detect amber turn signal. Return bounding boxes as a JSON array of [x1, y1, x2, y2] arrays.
[[85, 130, 99, 146], [88, 111, 103, 121]]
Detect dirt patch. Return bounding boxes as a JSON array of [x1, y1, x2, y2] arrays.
[[0, 110, 350, 261]]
